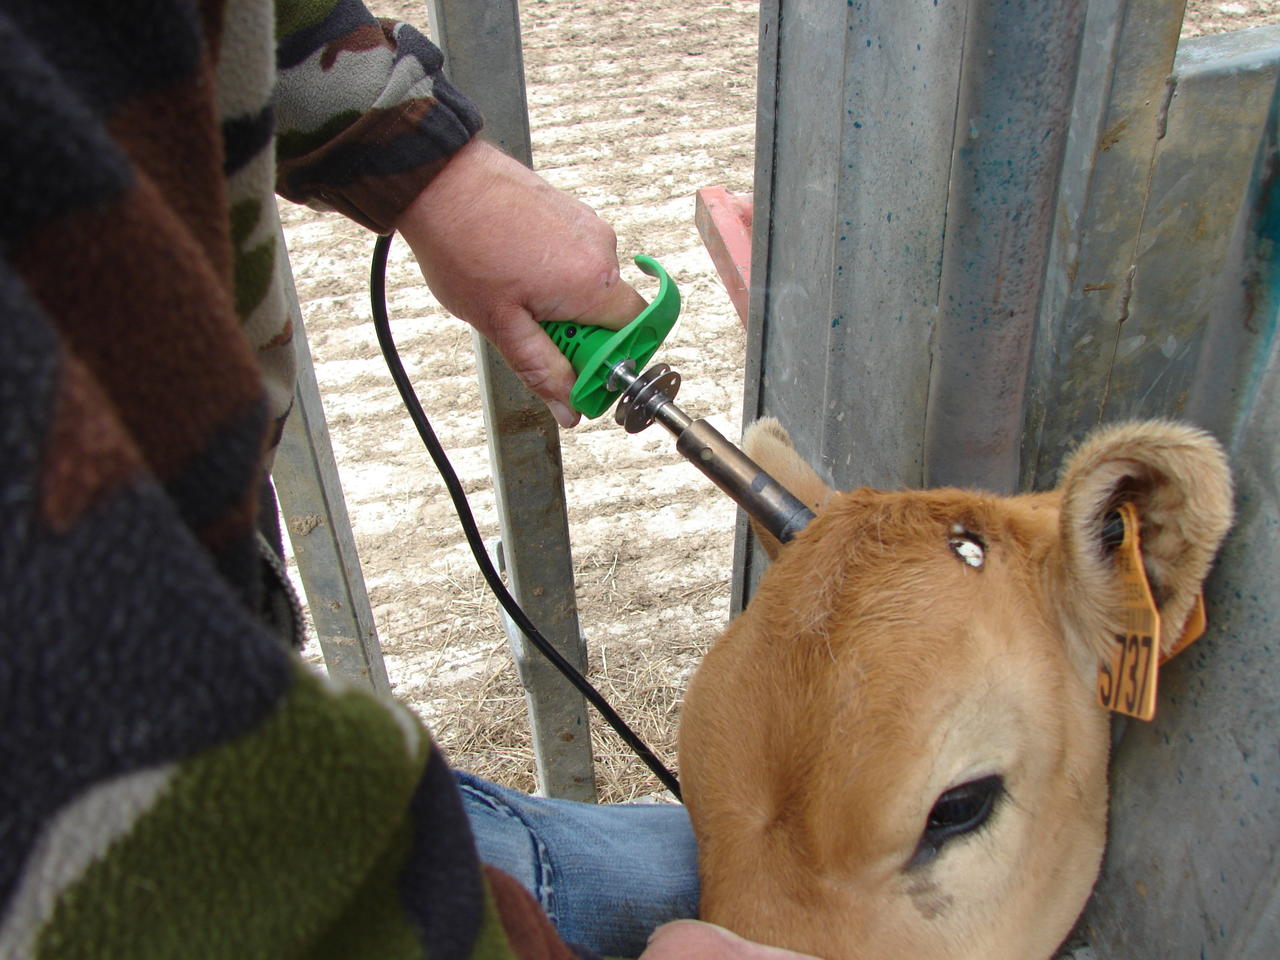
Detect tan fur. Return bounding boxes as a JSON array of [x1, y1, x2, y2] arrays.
[[679, 418, 1233, 960], [1052, 420, 1235, 659]]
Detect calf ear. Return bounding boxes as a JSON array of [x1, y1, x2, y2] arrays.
[[742, 417, 834, 561], [1055, 420, 1234, 658]]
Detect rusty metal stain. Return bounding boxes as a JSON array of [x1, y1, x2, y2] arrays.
[[1083, 282, 1116, 292], [1098, 117, 1128, 152], [497, 407, 552, 435]]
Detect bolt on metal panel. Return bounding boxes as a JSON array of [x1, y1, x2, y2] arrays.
[[426, 0, 596, 802]]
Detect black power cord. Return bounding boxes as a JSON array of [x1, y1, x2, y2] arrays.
[[369, 232, 682, 800]]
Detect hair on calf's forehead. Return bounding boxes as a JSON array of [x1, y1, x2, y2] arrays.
[[764, 486, 1056, 635]]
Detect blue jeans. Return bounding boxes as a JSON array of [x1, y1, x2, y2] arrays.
[[455, 771, 700, 957]]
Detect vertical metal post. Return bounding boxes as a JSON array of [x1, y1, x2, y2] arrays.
[[272, 221, 391, 696], [735, 0, 972, 608], [1021, 0, 1188, 489], [736, 0, 1087, 600], [423, 0, 596, 801], [924, 0, 1089, 492]]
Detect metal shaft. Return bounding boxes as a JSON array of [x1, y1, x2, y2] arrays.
[[672, 419, 815, 543], [610, 362, 815, 543]]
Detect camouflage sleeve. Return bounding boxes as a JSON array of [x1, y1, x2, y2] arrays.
[[273, 0, 484, 231], [0, 2, 592, 956]]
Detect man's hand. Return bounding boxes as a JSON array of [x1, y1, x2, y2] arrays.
[[641, 921, 822, 959], [394, 138, 647, 428]]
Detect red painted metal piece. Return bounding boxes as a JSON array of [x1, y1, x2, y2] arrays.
[[694, 187, 753, 326]]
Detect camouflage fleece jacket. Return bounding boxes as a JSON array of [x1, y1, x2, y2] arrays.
[[0, 1, 593, 957]]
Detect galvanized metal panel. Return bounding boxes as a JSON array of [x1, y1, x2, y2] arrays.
[[425, 0, 596, 801], [925, 0, 1090, 491], [1082, 44, 1280, 957], [747, 0, 970, 488], [738, 0, 1090, 595], [1023, 0, 1187, 489], [1112, 26, 1280, 421], [736, 0, 972, 604], [1025, 14, 1280, 494]]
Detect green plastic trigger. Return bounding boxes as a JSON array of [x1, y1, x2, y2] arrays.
[[540, 255, 680, 419]]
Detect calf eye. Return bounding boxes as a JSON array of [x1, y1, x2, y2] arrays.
[[908, 774, 1004, 870], [928, 775, 1002, 837]]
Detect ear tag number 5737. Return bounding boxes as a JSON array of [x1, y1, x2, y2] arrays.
[[1095, 503, 1205, 722]]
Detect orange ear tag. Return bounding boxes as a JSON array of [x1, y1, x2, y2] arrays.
[[1095, 505, 1210, 720], [1096, 503, 1162, 721]]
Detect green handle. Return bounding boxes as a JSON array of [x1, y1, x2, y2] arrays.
[[540, 255, 681, 418]]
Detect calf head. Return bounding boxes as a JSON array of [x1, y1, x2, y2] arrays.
[[678, 419, 1232, 960]]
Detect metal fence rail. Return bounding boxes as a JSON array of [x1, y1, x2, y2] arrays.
[[273, 222, 390, 698], [273, 0, 597, 801], [423, 0, 598, 802]]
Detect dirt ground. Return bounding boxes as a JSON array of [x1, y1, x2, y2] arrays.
[[1184, 0, 1280, 36], [279, 0, 1280, 802]]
